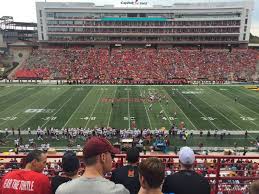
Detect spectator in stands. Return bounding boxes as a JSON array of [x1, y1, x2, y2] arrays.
[[56, 137, 129, 194], [250, 180, 259, 194], [51, 151, 79, 194], [111, 147, 140, 194], [162, 146, 210, 194], [0, 150, 51, 194], [138, 157, 165, 194]]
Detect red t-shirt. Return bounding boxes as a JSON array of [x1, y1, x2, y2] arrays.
[[0, 170, 51, 194]]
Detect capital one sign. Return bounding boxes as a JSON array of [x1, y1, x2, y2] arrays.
[[121, 0, 148, 5]]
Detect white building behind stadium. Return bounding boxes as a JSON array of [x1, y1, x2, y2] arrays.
[[36, 0, 254, 48]]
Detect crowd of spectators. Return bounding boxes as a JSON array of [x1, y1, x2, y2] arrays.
[[14, 47, 259, 83], [1, 138, 259, 193]]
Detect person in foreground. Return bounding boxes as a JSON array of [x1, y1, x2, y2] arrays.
[[162, 146, 210, 194], [249, 179, 259, 194], [138, 157, 165, 194], [51, 151, 80, 194], [111, 147, 141, 194], [0, 150, 51, 194], [56, 136, 129, 194]]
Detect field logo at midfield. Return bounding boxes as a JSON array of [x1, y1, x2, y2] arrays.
[[201, 117, 217, 121], [182, 91, 202, 94], [240, 116, 256, 121], [0, 116, 17, 121], [25, 109, 55, 113]]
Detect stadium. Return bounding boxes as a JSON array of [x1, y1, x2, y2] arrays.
[[0, 0, 259, 193]]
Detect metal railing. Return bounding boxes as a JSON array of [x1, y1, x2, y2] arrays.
[[1, 153, 258, 194]]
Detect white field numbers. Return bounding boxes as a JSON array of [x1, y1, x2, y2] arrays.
[[42, 117, 57, 121], [240, 116, 256, 121], [201, 117, 217, 121], [25, 109, 55, 113], [162, 117, 177, 121], [80, 117, 96, 120], [124, 116, 177, 121], [0, 116, 17, 121]]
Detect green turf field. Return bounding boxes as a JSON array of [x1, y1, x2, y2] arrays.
[[1, 84, 259, 150], [0, 85, 259, 131]]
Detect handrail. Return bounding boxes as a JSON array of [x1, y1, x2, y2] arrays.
[[1, 153, 259, 193]]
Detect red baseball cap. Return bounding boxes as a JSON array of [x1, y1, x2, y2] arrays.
[[83, 137, 120, 159]]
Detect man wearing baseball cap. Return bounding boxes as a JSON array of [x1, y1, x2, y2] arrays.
[[162, 146, 210, 194], [51, 151, 80, 194], [56, 137, 129, 194]]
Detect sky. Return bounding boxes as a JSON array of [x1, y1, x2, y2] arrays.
[[0, 0, 258, 36]]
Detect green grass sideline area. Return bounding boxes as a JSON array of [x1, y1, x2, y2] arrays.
[[0, 85, 259, 150]]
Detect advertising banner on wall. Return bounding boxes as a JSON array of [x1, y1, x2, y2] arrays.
[[120, 0, 148, 6]]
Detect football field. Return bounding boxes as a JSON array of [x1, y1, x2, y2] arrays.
[[0, 84, 259, 131], [1, 84, 259, 150]]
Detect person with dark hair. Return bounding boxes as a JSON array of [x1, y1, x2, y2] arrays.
[[162, 146, 210, 194], [138, 157, 165, 194], [249, 180, 259, 194], [111, 148, 140, 194], [0, 150, 51, 194], [56, 137, 129, 194], [51, 151, 80, 194]]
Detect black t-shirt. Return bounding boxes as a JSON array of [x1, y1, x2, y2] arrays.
[[51, 175, 72, 194], [111, 165, 140, 194], [162, 170, 210, 194]]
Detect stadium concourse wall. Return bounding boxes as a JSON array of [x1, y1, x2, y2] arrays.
[[1, 153, 259, 194]]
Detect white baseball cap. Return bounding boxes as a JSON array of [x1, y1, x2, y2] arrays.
[[178, 146, 195, 165]]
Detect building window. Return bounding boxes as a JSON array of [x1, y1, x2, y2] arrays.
[[41, 33, 44, 40], [47, 12, 54, 18], [243, 34, 246, 40], [39, 10, 42, 17], [245, 19, 248, 25], [244, 26, 247, 32]]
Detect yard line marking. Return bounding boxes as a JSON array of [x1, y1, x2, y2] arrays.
[[151, 86, 172, 126], [197, 88, 242, 130], [207, 87, 259, 128], [229, 87, 259, 114], [177, 86, 219, 129], [84, 89, 104, 129], [222, 89, 259, 117], [164, 87, 198, 130], [127, 87, 131, 129], [0, 87, 28, 105], [15, 88, 70, 129], [139, 86, 152, 130], [107, 87, 117, 128], [0, 87, 46, 115], [0, 86, 21, 97], [0, 88, 49, 127], [61, 87, 93, 129], [41, 95, 75, 128]]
